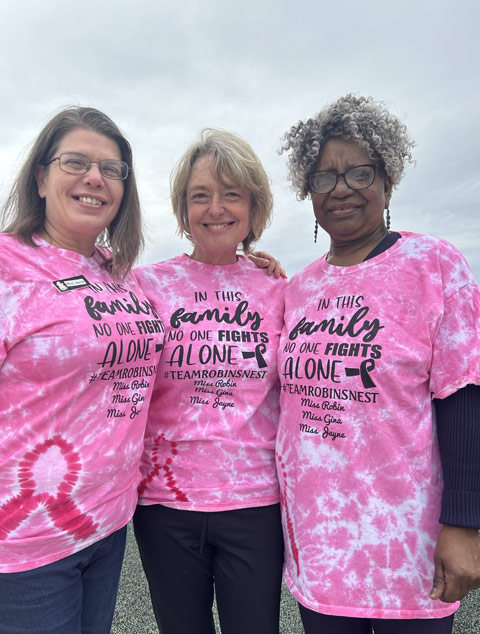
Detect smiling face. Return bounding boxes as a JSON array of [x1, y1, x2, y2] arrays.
[[35, 128, 124, 256], [186, 156, 252, 265], [312, 138, 392, 247]]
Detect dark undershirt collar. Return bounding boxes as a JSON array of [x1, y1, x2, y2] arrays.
[[363, 232, 401, 261]]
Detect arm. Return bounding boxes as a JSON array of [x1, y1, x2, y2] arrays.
[[430, 384, 480, 602]]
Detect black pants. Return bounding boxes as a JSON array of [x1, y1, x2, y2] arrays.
[[133, 503, 284, 634], [299, 603, 455, 634]]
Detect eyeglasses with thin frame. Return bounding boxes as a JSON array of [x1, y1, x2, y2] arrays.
[[309, 164, 377, 194], [43, 152, 130, 180]]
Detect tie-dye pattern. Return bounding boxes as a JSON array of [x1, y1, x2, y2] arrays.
[[0, 235, 164, 572], [135, 254, 285, 511], [277, 232, 480, 619]]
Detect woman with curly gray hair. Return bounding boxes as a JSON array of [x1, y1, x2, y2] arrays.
[[276, 95, 480, 633]]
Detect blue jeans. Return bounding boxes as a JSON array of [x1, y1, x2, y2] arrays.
[[0, 525, 127, 634]]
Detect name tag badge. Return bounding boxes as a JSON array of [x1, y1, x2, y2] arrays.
[[53, 275, 91, 293]]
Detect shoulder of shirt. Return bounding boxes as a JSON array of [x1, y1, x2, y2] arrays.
[[288, 255, 325, 285], [398, 231, 470, 264], [0, 233, 32, 267], [237, 256, 288, 288], [136, 254, 286, 281], [134, 254, 185, 277], [0, 232, 23, 249], [0, 234, 113, 261], [287, 232, 468, 283], [399, 231, 453, 249]]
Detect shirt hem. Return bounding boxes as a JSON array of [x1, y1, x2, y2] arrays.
[[0, 517, 133, 573], [284, 574, 459, 619], [434, 375, 480, 400], [137, 494, 280, 512]]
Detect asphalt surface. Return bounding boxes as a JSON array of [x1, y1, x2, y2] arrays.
[[112, 524, 480, 633]]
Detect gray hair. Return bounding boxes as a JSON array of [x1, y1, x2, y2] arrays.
[[170, 128, 273, 254], [280, 94, 415, 199]]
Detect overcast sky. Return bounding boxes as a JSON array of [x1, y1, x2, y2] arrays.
[[1, 0, 478, 281]]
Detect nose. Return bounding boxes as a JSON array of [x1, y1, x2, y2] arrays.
[[330, 174, 353, 198], [83, 162, 104, 187], [209, 194, 225, 216]]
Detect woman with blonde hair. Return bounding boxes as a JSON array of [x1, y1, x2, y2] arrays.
[[133, 129, 286, 634]]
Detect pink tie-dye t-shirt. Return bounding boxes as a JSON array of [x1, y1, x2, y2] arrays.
[[0, 235, 164, 572], [135, 254, 285, 511], [277, 232, 480, 619]]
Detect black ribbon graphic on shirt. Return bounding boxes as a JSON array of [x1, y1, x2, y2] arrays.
[[345, 359, 376, 388], [242, 343, 267, 368]]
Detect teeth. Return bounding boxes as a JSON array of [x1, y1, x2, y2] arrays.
[[207, 223, 230, 230], [78, 196, 103, 206]]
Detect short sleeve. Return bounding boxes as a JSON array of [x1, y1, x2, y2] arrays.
[[0, 276, 15, 370], [430, 276, 480, 399], [0, 307, 7, 369]]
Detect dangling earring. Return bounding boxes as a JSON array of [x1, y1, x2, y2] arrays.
[[385, 208, 391, 231], [314, 220, 319, 243]]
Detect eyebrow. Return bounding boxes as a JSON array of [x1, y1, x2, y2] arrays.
[[188, 182, 241, 191], [317, 162, 372, 172]]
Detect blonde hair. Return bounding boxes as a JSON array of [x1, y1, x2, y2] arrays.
[[170, 128, 273, 254]]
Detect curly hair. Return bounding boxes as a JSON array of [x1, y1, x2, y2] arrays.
[[170, 128, 273, 255], [280, 94, 415, 200]]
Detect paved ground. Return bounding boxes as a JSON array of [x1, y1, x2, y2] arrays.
[[112, 524, 480, 633]]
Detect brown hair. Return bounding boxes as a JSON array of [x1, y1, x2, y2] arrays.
[[1, 106, 143, 277]]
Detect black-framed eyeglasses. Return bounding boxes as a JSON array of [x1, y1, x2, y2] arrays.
[[44, 152, 130, 180], [309, 164, 377, 194]]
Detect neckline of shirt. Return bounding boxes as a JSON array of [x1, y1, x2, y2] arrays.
[[179, 252, 248, 269], [32, 234, 108, 266], [318, 231, 412, 275]]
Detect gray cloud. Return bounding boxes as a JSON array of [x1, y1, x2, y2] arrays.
[[1, 0, 479, 280]]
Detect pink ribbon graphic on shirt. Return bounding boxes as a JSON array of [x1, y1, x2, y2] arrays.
[[277, 451, 300, 576], [138, 433, 189, 503], [0, 435, 98, 541]]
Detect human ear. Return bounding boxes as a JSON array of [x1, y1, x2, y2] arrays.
[[35, 164, 47, 199], [384, 176, 392, 208]]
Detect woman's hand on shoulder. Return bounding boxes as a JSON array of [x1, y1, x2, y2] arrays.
[[430, 525, 480, 602], [248, 251, 287, 279]]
